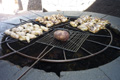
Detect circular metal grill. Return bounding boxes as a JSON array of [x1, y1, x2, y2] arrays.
[[5, 28, 113, 62], [1, 12, 120, 80]]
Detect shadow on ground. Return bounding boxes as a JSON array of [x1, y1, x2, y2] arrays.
[[85, 0, 120, 17]]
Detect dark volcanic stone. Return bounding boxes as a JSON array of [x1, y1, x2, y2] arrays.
[[0, 60, 20, 80], [80, 11, 106, 18], [60, 68, 110, 80], [63, 11, 82, 17], [116, 57, 120, 63], [11, 67, 59, 80], [85, 0, 120, 18], [99, 60, 120, 80]]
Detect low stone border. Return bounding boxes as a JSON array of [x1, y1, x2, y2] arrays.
[[0, 11, 120, 80]]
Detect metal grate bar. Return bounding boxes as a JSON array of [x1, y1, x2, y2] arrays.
[[69, 33, 83, 50], [0, 37, 17, 44], [89, 34, 111, 38], [17, 46, 54, 80], [63, 50, 67, 60], [73, 34, 89, 51], [81, 47, 93, 55], [87, 39, 120, 50], [86, 39, 108, 46], [36, 29, 89, 52], [0, 42, 35, 59]]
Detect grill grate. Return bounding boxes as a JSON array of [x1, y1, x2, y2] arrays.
[[36, 28, 89, 52]]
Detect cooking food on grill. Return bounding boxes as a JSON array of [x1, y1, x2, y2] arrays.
[[46, 21, 54, 27], [35, 14, 68, 27], [40, 26, 49, 32], [4, 29, 11, 35], [10, 32, 19, 39], [4, 23, 49, 43], [16, 32, 26, 36], [35, 17, 45, 23], [70, 21, 78, 27], [54, 30, 70, 41], [70, 15, 110, 33], [26, 33, 37, 39], [77, 23, 89, 31], [61, 17, 68, 22], [31, 30, 43, 36]]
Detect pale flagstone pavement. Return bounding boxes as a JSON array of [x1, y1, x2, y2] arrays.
[[1, 0, 120, 21]]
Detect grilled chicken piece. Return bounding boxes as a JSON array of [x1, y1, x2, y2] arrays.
[[17, 26, 24, 31], [40, 26, 49, 32], [19, 36, 26, 41], [70, 21, 78, 27], [46, 21, 54, 27], [76, 18, 84, 24], [16, 32, 26, 36], [54, 19, 61, 25], [25, 23, 33, 26], [89, 26, 100, 33], [61, 17, 68, 22], [4, 29, 11, 35], [26, 33, 37, 39], [35, 17, 45, 23], [33, 24, 40, 29], [77, 23, 89, 31], [31, 30, 43, 36], [10, 32, 19, 39], [12, 28, 21, 32], [19, 35, 30, 43]]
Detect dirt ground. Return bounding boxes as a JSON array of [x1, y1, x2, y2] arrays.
[[0, 0, 120, 21]]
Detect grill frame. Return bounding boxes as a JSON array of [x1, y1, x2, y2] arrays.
[[1, 11, 120, 80], [36, 28, 89, 52], [0, 15, 114, 63], [5, 28, 113, 62]]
